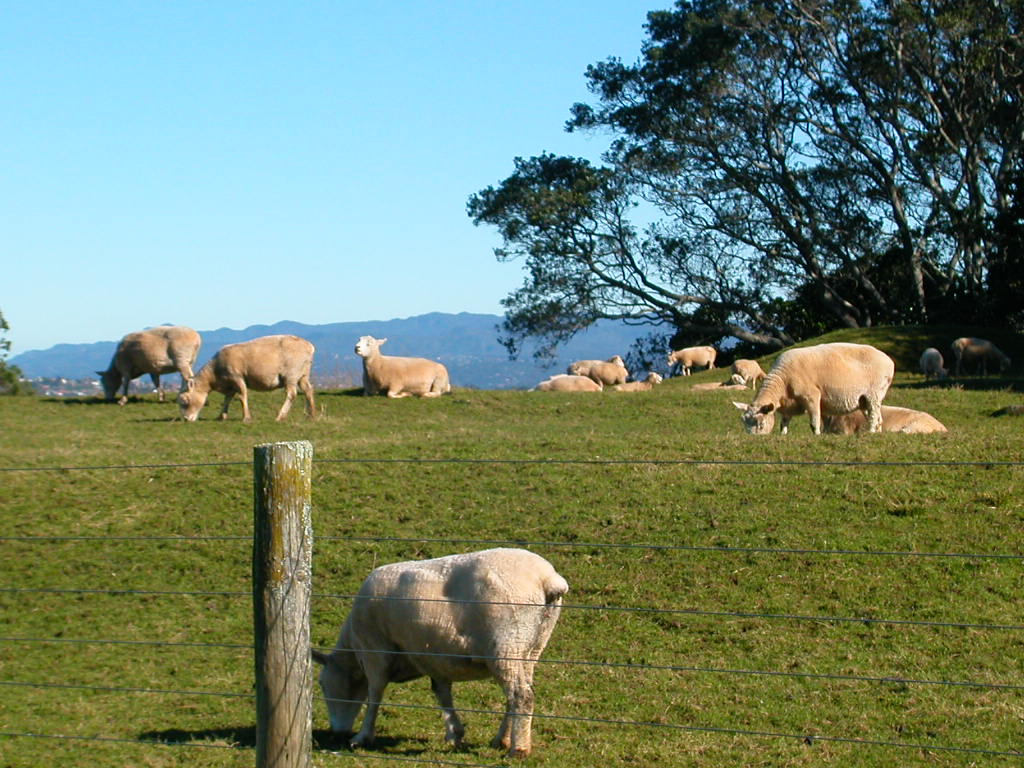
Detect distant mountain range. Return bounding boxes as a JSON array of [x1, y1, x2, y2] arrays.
[[10, 312, 650, 390]]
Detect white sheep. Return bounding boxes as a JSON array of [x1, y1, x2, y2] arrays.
[[312, 548, 568, 757], [177, 334, 315, 423], [355, 336, 451, 397], [611, 372, 663, 391], [667, 345, 716, 376], [919, 348, 949, 380], [97, 325, 201, 405], [730, 359, 766, 390], [824, 405, 948, 434], [950, 337, 1011, 376], [567, 355, 629, 386], [732, 342, 895, 434], [532, 374, 603, 392]]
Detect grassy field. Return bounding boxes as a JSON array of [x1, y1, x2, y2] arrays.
[[1, 328, 1023, 767]]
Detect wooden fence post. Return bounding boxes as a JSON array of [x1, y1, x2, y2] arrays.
[[253, 441, 313, 768]]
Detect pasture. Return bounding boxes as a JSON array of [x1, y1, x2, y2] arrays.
[[1, 332, 1022, 767]]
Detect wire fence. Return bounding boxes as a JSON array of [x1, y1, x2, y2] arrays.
[[2, 455, 1022, 765]]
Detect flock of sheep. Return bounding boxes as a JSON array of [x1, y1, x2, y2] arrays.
[[96, 325, 1011, 436], [91, 325, 1015, 756]]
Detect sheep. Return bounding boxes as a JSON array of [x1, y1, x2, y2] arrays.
[[919, 348, 949, 380], [611, 372, 663, 391], [730, 359, 766, 390], [97, 325, 201, 405], [311, 548, 568, 757], [532, 374, 603, 392], [177, 334, 315, 423], [667, 345, 716, 376], [732, 342, 895, 435], [567, 355, 629, 386], [950, 337, 1011, 376], [824, 405, 948, 434], [355, 336, 451, 398]]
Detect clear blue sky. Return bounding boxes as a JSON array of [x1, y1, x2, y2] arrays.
[[3, 1, 659, 355]]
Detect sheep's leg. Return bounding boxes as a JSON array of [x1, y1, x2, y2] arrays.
[[386, 389, 410, 398], [430, 678, 465, 748], [491, 663, 535, 757], [219, 391, 235, 420], [118, 370, 131, 406], [149, 373, 164, 402], [862, 397, 883, 433], [275, 383, 297, 421], [350, 678, 387, 748], [299, 375, 316, 418]]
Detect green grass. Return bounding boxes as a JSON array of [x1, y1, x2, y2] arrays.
[[1, 333, 1023, 767]]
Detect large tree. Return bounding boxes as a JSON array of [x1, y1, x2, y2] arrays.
[[469, 0, 1024, 358]]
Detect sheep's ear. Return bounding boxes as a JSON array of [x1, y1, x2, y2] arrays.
[[311, 648, 332, 666], [759, 403, 775, 414], [732, 401, 749, 411]]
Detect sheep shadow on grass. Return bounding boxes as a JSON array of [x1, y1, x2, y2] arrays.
[[138, 726, 431, 755]]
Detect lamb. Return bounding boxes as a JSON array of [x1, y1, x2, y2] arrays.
[[177, 334, 315, 422], [919, 348, 949, 380], [567, 355, 629, 386], [612, 372, 663, 391], [532, 374, 603, 392], [730, 359, 766, 390], [355, 336, 451, 398], [667, 345, 716, 376], [732, 342, 895, 434], [311, 548, 568, 757], [824, 405, 948, 434], [97, 325, 201, 405], [950, 337, 1011, 376]]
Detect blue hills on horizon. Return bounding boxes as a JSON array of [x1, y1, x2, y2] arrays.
[[10, 312, 654, 390]]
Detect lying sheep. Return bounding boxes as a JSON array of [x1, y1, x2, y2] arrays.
[[355, 336, 451, 397], [950, 337, 1011, 376], [532, 374, 603, 392], [730, 359, 766, 390], [824, 405, 948, 434], [919, 348, 949, 380], [312, 548, 568, 757], [567, 355, 629, 386], [97, 325, 201, 405], [667, 345, 716, 376], [177, 334, 315, 422], [732, 342, 894, 434], [612, 372, 663, 391]]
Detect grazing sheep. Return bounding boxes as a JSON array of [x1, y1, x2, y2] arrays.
[[950, 337, 1011, 376], [667, 345, 717, 376], [732, 342, 895, 435], [355, 336, 451, 398], [824, 405, 948, 434], [97, 325, 201, 405], [532, 374, 603, 392], [567, 355, 629, 386], [730, 359, 766, 390], [177, 334, 315, 423], [919, 348, 949, 380], [612, 372, 663, 391], [312, 548, 568, 757]]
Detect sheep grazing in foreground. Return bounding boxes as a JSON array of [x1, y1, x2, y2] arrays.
[[532, 374, 603, 392], [919, 348, 949, 380], [730, 359, 766, 390], [312, 548, 568, 757], [355, 336, 451, 398], [567, 355, 629, 386], [950, 337, 1011, 376], [824, 405, 948, 434], [97, 325, 201, 405], [177, 334, 315, 423], [667, 345, 717, 376], [612, 372, 663, 391], [732, 342, 895, 435]]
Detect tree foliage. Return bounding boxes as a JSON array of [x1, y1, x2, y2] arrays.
[[469, 0, 1024, 357], [0, 310, 29, 395]]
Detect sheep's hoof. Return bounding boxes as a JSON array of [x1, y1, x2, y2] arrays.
[[349, 733, 374, 750], [507, 746, 531, 759]]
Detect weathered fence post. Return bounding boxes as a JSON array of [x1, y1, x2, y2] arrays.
[[253, 441, 313, 768]]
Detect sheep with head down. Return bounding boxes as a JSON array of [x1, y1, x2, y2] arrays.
[[730, 359, 766, 390], [355, 336, 451, 398], [667, 345, 716, 376], [919, 348, 949, 380], [97, 325, 201, 405], [312, 548, 568, 757], [567, 355, 628, 386], [732, 342, 894, 435], [950, 337, 1011, 376]]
